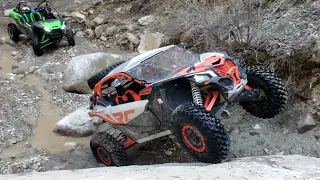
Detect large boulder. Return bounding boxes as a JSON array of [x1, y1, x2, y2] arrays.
[[54, 107, 102, 137], [62, 52, 125, 94], [2, 155, 320, 179], [117, 33, 140, 51], [137, 31, 165, 53], [91, 14, 108, 28]]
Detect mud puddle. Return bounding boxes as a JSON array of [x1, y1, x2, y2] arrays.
[[27, 75, 90, 154]]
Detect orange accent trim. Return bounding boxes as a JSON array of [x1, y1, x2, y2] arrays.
[[97, 147, 112, 166], [115, 90, 141, 105], [227, 66, 241, 85], [204, 91, 219, 111], [122, 137, 136, 149], [139, 87, 153, 96], [88, 112, 124, 125], [244, 85, 254, 91], [181, 125, 206, 153]]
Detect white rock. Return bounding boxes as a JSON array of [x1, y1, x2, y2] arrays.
[[64, 142, 77, 148], [11, 51, 18, 56], [100, 36, 107, 42], [76, 31, 85, 37], [4, 9, 10, 17], [71, 12, 86, 23], [54, 107, 101, 137], [62, 52, 126, 94], [253, 124, 261, 130], [138, 15, 155, 26], [137, 31, 164, 53]]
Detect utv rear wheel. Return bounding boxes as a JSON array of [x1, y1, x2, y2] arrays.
[[87, 60, 126, 90], [172, 102, 230, 163], [33, 36, 44, 56], [66, 29, 75, 46], [8, 23, 19, 42], [240, 66, 288, 119], [90, 131, 129, 166]]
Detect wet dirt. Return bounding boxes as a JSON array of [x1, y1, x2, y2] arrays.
[[27, 75, 90, 154]]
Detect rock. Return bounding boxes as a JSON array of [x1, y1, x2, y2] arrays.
[[0, 37, 16, 46], [76, 31, 85, 38], [123, 24, 136, 32], [164, 150, 172, 156], [105, 25, 117, 36], [9, 139, 17, 144], [283, 129, 289, 135], [100, 36, 107, 42], [138, 15, 155, 26], [3, 155, 320, 179], [62, 52, 125, 94], [94, 25, 104, 38], [85, 29, 95, 40], [4, 9, 10, 17], [71, 12, 86, 23], [31, 164, 39, 171], [117, 33, 140, 51], [64, 142, 77, 148], [253, 124, 261, 130], [25, 142, 31, 148], [137, 31, 164, 53], [54, 107, 100, 137], [85, 19, 92, 29], [91, 14, 108, 28], [74, 0, 81, 4], [263, 148, 269, 154], [298, 111, 317, 134]]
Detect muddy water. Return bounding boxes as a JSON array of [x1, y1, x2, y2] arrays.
[[27, 75, 90, 154], [0, 45, 89, 156]]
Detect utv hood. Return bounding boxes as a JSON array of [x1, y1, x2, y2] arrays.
[[34, 19, 64, 30]]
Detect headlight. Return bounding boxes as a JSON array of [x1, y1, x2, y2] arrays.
[[193, 75, 210, 83], [44, 27, 51, 32]]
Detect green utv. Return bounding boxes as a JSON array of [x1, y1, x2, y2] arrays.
[[7, 0, 75, 56]]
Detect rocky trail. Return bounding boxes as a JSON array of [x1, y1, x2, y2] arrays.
[[0, 0, 319, 176]]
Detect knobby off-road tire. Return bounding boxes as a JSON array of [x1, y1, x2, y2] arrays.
[[172, 102, 230, 163], [87, 60, 126, 90], [90, 131, 129, 166], [240, 66, 288, 119], [8, 23, 19, 42], [33, 35, 44, 56], [66, 29, 75, 46]]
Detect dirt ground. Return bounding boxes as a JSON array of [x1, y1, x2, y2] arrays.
[[0, 0, 319, 175]]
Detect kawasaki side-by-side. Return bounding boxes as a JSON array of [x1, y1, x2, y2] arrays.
[[86, 45, 288, 166], [7, 0, 75, 56]]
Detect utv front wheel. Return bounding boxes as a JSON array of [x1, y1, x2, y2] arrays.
[[8, 23, 19, 42], [90, 131, 129, 166], [87, 60, 126, 90], [172, 102, 230, 163], [240, 66, 288, 119], [33, 36, 44, 56], [66, 29, 75, 46]]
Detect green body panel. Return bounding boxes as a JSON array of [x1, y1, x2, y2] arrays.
[[41, 20, 63, 29], [9, 9, 23, 25]]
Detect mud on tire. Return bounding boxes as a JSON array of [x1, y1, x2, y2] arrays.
[[33, 35, 44, 56], [87, 61, 126, 90], [172, 102, 230, 163], [240, 66, 288, 119], [8, 23, 19, 42], [66, 29, 75, 46], [90, 131, 129, 166]]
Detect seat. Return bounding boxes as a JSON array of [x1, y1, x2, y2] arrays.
[[22, 12, 36, 25]]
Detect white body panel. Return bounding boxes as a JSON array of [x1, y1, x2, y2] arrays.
[[92, 100, 149, 124]]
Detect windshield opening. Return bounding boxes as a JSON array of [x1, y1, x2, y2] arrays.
[[126, 46, 200, 83]]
